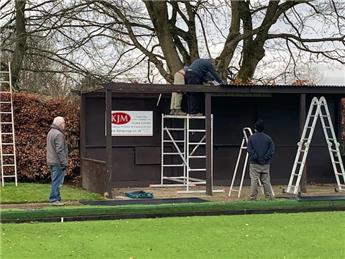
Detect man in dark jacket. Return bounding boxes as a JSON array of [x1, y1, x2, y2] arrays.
[[247, 120, 274, 200], [185, 58, 225, 115], [47, 116, 68, 205]]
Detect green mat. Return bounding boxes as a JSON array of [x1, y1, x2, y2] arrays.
[[125, 191, 154, 199]]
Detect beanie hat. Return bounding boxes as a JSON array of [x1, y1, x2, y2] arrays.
[[254, 119, 264, 132]]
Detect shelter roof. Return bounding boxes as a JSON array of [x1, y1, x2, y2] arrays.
[[82, 83, 345, 96]]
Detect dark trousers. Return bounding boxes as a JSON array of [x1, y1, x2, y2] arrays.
[[185, 71, 204, 114]]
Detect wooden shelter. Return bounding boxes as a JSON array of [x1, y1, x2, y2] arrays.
[[80, 83, 344, 196]]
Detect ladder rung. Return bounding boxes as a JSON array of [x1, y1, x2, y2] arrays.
[[189, 156, 206, 159], [0, 112, 12, 114], [1, 133, 13, 135], [165, 128, 185, 131], [189, 169, 206, 172], [2, 175, 17, 178], [1, 143, 14, 145], [163, 164, 184, 167], [1, 154, 15, 156], [189, 130, 206, 133], [335, 173, 345, 176], [189, 142, 205, 145], [0, 122, 13, 124], [163, 152, 183, 155], [163, 140, 185, 143], [0, 71, 10, 74], [2, 164, 16, 166], [0, 101, 11, 104], [0, 91, 11, 93]]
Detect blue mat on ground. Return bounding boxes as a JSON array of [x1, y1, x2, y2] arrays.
[[80, 197, 208, 206], [297, 195, 345, 201], [125, 191, 153, 199]]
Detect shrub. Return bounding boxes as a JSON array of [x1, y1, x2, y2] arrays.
[[6, 93, 80, 183]]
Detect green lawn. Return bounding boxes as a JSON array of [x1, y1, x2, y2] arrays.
[[2, 199, 345, 222], [0, 183, 103, 203], [1, 212, 344, 259]]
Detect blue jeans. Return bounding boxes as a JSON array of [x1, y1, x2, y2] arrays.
[[49, 165, 65, 202]]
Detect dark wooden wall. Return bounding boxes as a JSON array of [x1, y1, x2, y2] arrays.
[[82, 93, 339, 188]]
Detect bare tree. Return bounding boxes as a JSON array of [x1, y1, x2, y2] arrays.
[[1, 0, 344, 92]]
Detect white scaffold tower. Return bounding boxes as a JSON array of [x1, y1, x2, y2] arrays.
[[285, 96, 345, 194], [228, 127, 275, 198], [0, 62, 18, 186], [150, 114, 223, 193]]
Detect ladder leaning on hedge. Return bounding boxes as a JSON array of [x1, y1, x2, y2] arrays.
[[0, 62, 18, 187]]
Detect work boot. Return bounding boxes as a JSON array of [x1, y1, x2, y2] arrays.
[[189, 113, 203, 116], [170, 109, 175, 115], [174, 109, 186, 116]]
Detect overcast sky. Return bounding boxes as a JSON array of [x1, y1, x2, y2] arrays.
[[318, 65, 345, 85]]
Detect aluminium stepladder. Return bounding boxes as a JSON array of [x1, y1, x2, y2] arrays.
[[228, 127, 252, 198], [285, 96, 345, 194], [0, 62, 18, 186], [228, 127, 275, 198]]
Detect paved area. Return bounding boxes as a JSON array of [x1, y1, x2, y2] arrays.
[[1, 184, 343, 210], [113, 184, 342, 202]]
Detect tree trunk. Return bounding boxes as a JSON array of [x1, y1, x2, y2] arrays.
[[217, 0, 241, 80], [11, 0, 27, 90], [144, 1, 183, 74], [237, 0, 279, 82]]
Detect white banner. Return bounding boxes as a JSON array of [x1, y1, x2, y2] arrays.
[[111, 111, 153, 136]]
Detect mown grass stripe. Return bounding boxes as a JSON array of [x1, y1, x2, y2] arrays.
[[2, 199, 345, 221]]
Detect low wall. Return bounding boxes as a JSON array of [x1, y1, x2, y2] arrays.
[[81, 157, 106, 194]]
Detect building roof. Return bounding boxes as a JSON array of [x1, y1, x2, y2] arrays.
[[82, 82, 345, 96]]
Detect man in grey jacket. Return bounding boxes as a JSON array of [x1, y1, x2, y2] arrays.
[[47, 116, 68, 205]]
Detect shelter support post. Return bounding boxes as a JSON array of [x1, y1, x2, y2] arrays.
[[336, 97, 342, 145], [205, 93, 212, 195], [80, 94, 86, 158], [300, 94, 307, 193], [105, 86, 113, 198]]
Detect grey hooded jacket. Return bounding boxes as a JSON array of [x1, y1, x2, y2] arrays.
[[46, 124, 68, 166]]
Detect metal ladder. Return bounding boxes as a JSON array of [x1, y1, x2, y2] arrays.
[[0, 62, 18, 186], [151, 114, 223, 193], [286, 96, 345, 194], [228, 127, 252, 198], [228, 127, 275, 198]]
